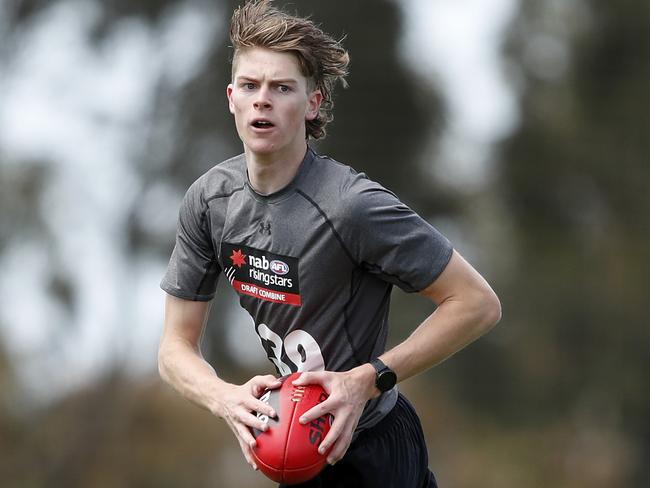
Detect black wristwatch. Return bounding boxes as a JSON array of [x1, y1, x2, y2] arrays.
[[369, 358, 397, 393]]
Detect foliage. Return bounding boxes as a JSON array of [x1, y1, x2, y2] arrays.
[[0, 0, 647, 486]]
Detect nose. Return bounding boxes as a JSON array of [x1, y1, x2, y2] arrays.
[[253, 86, 272, 110]]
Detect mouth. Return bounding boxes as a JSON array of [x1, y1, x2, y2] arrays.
[[251, 119, 275, 129]]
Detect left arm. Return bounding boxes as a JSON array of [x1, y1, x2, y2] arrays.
[[378, 249, 501, 380], [295, 249, 501, 464]]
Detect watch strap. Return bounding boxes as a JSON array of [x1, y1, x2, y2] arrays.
[[370, 358, 388, 374]]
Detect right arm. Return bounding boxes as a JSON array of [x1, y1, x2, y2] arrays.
[[158, 293, 281, 469]]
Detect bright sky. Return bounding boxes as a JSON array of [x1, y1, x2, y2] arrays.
[[0, 0, 519, 404], [399, 0, 518, 189]]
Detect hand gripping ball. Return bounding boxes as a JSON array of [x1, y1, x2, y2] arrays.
[[251, 372, 331, 485]]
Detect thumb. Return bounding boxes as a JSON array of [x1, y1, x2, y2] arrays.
[[252, 375, 282, 396]]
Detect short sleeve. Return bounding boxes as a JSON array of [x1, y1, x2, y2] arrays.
[[160, 180, 221, 301], [346, 179, 453, 292]]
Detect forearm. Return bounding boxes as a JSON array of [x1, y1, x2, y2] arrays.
[[158, 337, 230, 416], [158, 297, 281, 470], [292, 294, 499, 465], [382, 290, 500, 383]]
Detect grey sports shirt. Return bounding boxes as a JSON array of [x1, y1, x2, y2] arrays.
[[161, 147, 453, 431]]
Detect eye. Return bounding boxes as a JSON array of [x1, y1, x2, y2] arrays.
[[278, 85, 291, 93], [242, 82, 256, 90]]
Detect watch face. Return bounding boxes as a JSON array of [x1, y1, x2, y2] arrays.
[[377, 370, 397, 392]]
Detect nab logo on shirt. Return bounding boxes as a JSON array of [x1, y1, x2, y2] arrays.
[[222, 242, 301, 306]]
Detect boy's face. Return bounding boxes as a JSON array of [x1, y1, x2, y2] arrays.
[[227, 48, 322, 159]]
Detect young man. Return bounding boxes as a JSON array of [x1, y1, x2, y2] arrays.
[[158, 1, 501, 486]]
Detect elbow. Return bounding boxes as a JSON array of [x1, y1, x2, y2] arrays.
[[157, 343, 172, 385], [478, 287, 502, 333]]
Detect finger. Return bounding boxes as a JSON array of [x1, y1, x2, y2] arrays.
[[251, 375, 282, 396], [230, 413, 260, 446], [245, 397, 277, 419], [264, 374, 283, 389], [226, 417, 258, 469], [325, 428, 353, 465], [292, 371, 326, 386], [238, 409, 272, 433], [236, 436, 258, 470], [317, 417, 345, 457], [237, 421, 261, 455], [299, 398, 333, 424]]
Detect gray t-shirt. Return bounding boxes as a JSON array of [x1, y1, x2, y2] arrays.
[[161, 147, 453, 430]]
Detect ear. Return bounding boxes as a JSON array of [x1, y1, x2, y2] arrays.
[[305, 89, 323, 121], [226, 84, 235, 114]]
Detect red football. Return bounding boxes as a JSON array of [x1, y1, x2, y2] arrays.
[[251, 372, 331, 485]]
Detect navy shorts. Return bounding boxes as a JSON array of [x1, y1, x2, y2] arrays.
[[280, 393, 438, 488]]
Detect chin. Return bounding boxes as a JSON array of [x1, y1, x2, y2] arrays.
[[243, 136, 284, 155], [246, 142, 278, 156]]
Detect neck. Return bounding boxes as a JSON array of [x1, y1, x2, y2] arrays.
[[245, 142, 308, 195]]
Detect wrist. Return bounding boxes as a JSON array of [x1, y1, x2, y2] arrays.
[[205, 378, 234, 417], [368, 358, 398, 395], [351, 362, 381, 400]]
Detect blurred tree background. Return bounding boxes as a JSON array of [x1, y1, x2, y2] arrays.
[[0, 0, 647, 487]]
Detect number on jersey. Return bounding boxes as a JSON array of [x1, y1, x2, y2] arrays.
[[256, 323, 325, 374]]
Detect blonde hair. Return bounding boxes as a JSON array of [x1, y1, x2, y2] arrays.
[[230, 0, 349, 139]]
